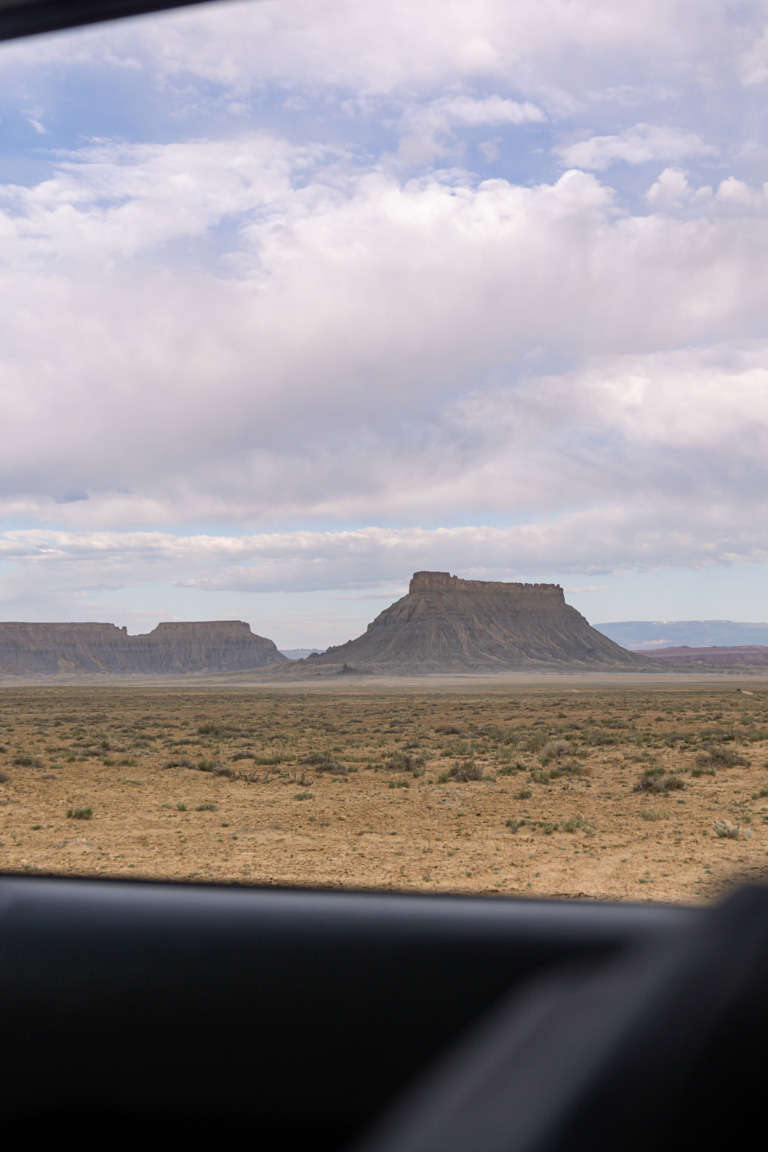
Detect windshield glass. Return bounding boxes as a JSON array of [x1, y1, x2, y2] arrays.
[[0, 0, 766, 902]]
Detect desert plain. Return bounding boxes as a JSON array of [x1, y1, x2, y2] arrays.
[[1, 677, 768, 903]]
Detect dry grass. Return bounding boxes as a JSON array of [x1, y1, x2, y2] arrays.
[[0, 682, 767, 902]]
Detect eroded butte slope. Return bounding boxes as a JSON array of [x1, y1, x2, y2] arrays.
[[0, 621, 287, 676], [296, 572, 650, 675]]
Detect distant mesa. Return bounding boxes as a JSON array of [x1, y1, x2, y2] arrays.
[[291, 571, 648, 675], [642, 646, 768, 667], [279, 648, 324, 661], [596, 620, 768, 650], [0, 620, 287, 676]]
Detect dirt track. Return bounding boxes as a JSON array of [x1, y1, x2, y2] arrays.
[[1, 678, 767, 902]]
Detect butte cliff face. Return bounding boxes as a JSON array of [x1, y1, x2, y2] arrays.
[[302, 572, 648, 674], [0, 621, 287, 676]]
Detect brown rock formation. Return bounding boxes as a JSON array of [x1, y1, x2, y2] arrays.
[[643, 645, 768, 667], [0, 620, 286, 676], [299, 571, 649, 674]]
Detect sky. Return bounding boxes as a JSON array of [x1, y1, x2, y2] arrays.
[[0, 0, 767, 648]]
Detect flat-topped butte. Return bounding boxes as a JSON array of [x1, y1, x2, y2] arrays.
[[297, 571, 647, 674], [0, 620, 286, 675]]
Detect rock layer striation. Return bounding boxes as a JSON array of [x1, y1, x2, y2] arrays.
[[0, 620, 287, 676], [301, 571, 648, 674]]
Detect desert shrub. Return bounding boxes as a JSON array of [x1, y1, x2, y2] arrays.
[[67, 806, 92, 820], [11, 755, 43, 768], [634, 770, 685, 794], [195, 803, 217, 812], [713, 819, 741, 839], [523, 733, 549, 753], [383, 750, 424, 773], [453, 760, 483, 782], [435, 725, 463, 735], [700, 726, 736, 742], [584, 731, 619, 747], [164, 758, 193, 769], [515, 788, 532, 800], [176, 802, 187, 811], [302, 754, 348, 774], [443, 740, 471, 758], [640, 809, 668, 821], [194, 758, 218, 773], [197, 722, 222, 736], [210, 765, 239, 779], [438, 759, 484, 783], [561, 816, 589, 833], [540, 739, 572, 762], [696, 746, 748, 768], [294, 791, 314, 800], [549, 760, 588, 779], [530, 769, 551, 785], [389, 779, 411, 789]]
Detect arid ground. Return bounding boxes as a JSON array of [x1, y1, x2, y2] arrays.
[[2, 678, 768, 902]]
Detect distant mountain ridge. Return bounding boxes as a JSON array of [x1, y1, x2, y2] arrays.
[[643, 646, 768, 666], [0, 621, 287, 676], [595, 620, 768, 650], [291, 571, 647, 674]]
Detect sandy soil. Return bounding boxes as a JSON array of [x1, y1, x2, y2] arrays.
[[1, 679, 767, 903]]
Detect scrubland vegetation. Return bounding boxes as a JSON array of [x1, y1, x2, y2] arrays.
[[1, 683, 767, 901]]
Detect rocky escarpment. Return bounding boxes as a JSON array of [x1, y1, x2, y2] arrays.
[[0, 621, 287, 676], [299, 571, 650, 674], [644, 646, 768, 667]]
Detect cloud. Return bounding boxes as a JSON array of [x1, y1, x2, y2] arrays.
[[0, 137, 768, 541], [7, 0, 764, 107], [1, 495, 767, 610], [0, 0, 768, 625], [555, 124, 717, 170], [437, 95, 545, 126], [396, 94, 545, 164]]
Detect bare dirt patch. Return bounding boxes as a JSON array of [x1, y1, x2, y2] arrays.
[[1, 681, 767, 902]]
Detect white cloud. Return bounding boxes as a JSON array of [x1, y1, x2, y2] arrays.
[[396, 95, 544, 164], [1, 138, 768, 538], [646, 166, 691, 207], [5, 0, 761, 101], [1, 0, 768, 625], [1, 496, 767, 610], [478, 138, 501, 161], [438, 95, 545, 126], [556, 124, 717, 170]]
